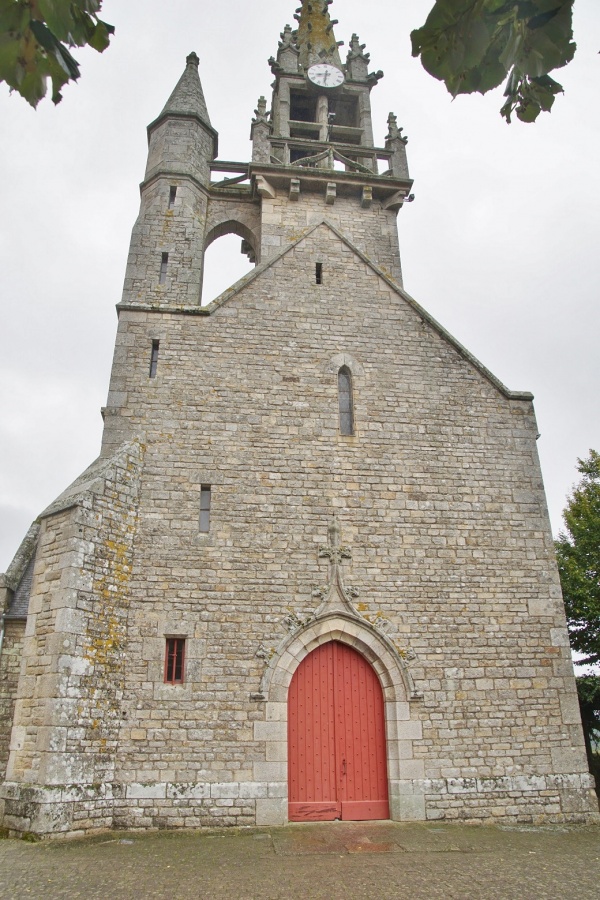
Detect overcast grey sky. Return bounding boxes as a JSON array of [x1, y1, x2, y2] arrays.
[[1, 0, 599, 572]]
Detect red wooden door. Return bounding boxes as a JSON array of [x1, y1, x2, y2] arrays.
[[288, 641, 389, 822]]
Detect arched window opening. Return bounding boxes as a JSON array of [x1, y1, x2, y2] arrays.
[[201, 233, 255, 306], [338, 366, 354, 435]]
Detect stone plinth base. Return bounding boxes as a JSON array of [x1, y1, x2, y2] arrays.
[[1, 773, 598, 837]]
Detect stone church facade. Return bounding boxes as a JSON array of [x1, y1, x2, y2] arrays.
[[1, 1, 597, 836]]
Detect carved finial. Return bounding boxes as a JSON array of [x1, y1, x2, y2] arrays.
[[347, 33, 369, 62], [387, 112, 408, 145], [328, 515, 341, 551], [186, 51, 199, 68], [320, 515, 351, 564], [345, 33, 371, 81], [279, 23, 295, 48], [315, 515, 357, 617], [253, 95, 269, 123], [349, 33, 362, 52]]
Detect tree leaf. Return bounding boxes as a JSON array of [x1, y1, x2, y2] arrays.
[[498, 25, 524, 71], [0, 33, 21, 83], [516, 99, 541, 122], [37, 0, 82, 43], [30, 19, 80, 79], [0, 0, 114, 106], [412, 0, 576, 123], [87, 19, 114, 53]]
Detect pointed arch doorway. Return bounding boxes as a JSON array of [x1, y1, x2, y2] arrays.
[[288, 641, 390, 822]]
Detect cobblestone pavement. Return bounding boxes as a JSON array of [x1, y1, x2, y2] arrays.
[[1, 821, 600, 899]]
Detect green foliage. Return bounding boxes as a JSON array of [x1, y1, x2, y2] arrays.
[[0, 0, 114, 107], [577, 676, 600, 738], [411, 0, 576, 123], [556, 450, 600, 666], [576, 676, 600, 768]]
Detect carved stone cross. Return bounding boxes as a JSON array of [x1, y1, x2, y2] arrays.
[[315, 516, 357, 616]]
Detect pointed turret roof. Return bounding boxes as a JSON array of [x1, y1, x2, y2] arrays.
[[158, 51, 212, 126], [147, 51, 218, 158], [295, 0, 342, 70]]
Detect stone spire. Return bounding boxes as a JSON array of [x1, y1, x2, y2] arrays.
[[294, 0, 343, 70], [145, 51, 218, 181], [158, 51, 212, 127]]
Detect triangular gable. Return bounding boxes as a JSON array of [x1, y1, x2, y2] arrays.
[[203, 219, 533, 402]]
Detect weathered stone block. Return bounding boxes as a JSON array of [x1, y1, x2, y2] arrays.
[[255, 797, 287, 826], [126, 783, 167, 800]]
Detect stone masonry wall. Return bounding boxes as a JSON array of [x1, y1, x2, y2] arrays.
[[259, 188, 403, 284], [5, 508, 74, 787], [0, 621, 25, 781], [87, 220, 595, 829], [119, 177, 209, 312], [146, 118, 214, 187], [3, 222, 595, 834], [2, 443, 143, 835]]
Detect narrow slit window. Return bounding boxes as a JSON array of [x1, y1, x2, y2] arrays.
[[159, 252, 169, 284], [168, 186, 177, 209], [149, 340, 159, 378], [315, 262, 323, 285], [338, 366, 354, 435], [199, 484, 211, 533], [164, 637, 185, 684]]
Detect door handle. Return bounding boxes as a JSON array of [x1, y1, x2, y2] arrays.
[[341, 759, 347, 776]]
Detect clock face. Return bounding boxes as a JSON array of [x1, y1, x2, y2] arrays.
[[307, 63, 345, 88]]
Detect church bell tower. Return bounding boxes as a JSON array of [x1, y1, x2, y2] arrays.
[[100, 0, 413, 458], [250, 0, 412, 281]]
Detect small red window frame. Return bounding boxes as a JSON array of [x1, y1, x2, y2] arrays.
[[164, 637, 186, 684]]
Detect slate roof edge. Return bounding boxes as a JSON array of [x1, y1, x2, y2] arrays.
[[2, 522, 40, 593]]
